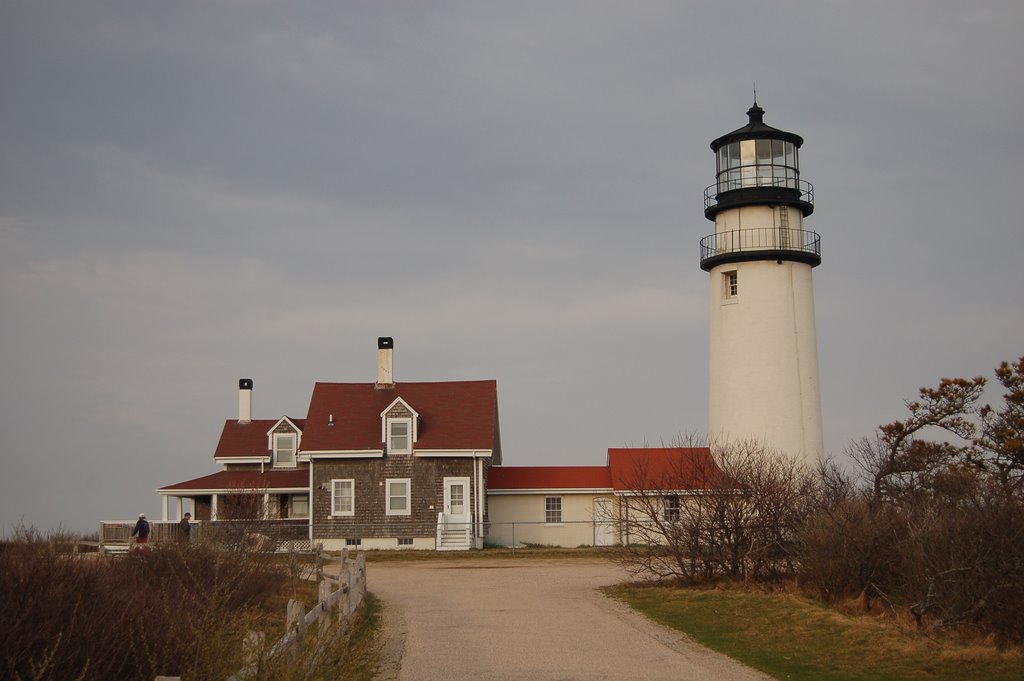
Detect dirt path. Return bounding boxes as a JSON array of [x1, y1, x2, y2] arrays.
[[366, 557, 773, 681]]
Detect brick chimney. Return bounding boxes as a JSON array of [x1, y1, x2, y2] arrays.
[[376, 337, 394, 388], [238, 378, 253, 423]]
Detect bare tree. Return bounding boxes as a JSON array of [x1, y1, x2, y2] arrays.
[[614, 435, 818, 583]]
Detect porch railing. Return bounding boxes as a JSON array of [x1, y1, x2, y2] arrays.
[[99, 519, 312, 553]]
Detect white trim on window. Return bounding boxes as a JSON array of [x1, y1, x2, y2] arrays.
[[544, 496, 563, 525], [387, 418, 412, 455], [723, 269, 739, 304], [290, 494, 309, 519], [663, 494, 681, 522], [386, 478, 411, 516], [379, 398, 420, 443], [331, 479, 355, 517], [273, 433, 297, 468]]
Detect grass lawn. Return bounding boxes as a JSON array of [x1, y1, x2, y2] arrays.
[[604, 584, 1021, 681]]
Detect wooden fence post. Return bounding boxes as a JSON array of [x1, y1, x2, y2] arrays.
[[317, 579, 332, 641], [243, 630, 265, 670], [225, 552, 371, 680], [287, 597, 306, 653], [338, 585, 352, 626]]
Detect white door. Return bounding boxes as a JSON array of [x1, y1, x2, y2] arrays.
[[444, 477, 471, 520], [593, 498, 614, 546]]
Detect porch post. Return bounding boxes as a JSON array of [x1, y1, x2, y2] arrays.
[[211, 494, 219, 521], [476, 456, 484, 541], [162, 495, 170, 521], [263, 492, 270, 519]]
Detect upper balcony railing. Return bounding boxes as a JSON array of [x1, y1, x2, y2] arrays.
[[704, 176, 814, 216], [699, 227, 821, 271]]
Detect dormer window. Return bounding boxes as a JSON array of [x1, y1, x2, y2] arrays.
[[267, 417, 302, 467], [274, 433, 296, 467], [388, 418, 411, 455], [381, 397, 418, 455]]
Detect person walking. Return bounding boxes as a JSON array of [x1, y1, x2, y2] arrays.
[[178, 512, 192, 541], [131, 513, 151, 547]]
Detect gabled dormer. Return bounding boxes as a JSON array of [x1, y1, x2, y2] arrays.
[[267, 416, 303, 468], [380, 397, 419, 456]]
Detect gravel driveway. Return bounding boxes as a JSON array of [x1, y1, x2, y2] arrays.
[[366, 557, 773, 681]]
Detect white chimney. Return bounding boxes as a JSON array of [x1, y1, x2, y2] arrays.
[[376, 337, 394, 387], [238, 378, 253, 423]]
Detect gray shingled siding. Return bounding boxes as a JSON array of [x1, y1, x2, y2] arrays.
[[385, 404, 412, 418], [313, 457, 484, 540]]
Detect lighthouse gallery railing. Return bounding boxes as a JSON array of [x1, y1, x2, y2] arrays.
[[699, 227, 821, 267]]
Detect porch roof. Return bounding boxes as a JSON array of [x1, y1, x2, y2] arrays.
[[158, 469, 309, 494]]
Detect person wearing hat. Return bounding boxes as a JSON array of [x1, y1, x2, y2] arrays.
[[131, 513, 151, 545], [178, 512, 192, 541]]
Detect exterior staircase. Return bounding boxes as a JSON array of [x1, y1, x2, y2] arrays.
[[435, 512, 472, 551]]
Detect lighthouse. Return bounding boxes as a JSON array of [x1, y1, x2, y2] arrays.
[[701, 102, 824, 465]]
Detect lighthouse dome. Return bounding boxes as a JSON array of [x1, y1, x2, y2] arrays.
[[705, 102, 813, 221]]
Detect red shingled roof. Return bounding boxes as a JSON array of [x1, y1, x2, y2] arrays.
[[301, 381, 499, 452], [607, 447, 734, 491], [488, 466, 612, 491], [214, 419, 306, 459], [487, 449, 732, 493], [159, 469, 309, 492]]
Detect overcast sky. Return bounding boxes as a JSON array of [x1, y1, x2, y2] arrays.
[[2, 1, 1022, 534]]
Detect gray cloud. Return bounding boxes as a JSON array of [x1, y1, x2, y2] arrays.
[[2, 1, 1022, 532]]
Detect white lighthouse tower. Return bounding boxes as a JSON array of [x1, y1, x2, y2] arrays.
[[701, 102, 824, 465]]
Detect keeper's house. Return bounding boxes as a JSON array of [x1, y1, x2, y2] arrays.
[[159, 338, 725, 550]]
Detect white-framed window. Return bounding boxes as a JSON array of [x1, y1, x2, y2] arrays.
[[290, 494, 309, 518], [386, 478, 411, 516], [388, 419, 411, 455], [331, 479, 354, 517], [545, 496, 562, 525], [724, 270, 738, 300], [273, 433, 297, 467], [663, 495, 681, 522]]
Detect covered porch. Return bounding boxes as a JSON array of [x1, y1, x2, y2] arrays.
[[158, 469, 311, 522]]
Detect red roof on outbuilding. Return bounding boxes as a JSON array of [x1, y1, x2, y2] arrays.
[[607, 447, 733, 491], [301, 381, 499, 453], [488, 449, 731, 493], [489, 466, 612, 491], [485, 448, 729, 491]]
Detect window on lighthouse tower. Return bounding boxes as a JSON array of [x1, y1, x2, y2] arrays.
[[724, 270, 739, 299]]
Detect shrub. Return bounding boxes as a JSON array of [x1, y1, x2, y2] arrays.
[[0, 528, 292, 680]]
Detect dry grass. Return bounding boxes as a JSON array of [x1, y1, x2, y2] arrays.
[[605, 581, 1022, 681], [0, 529, 328, 681]]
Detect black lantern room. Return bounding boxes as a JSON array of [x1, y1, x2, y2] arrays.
[[705, 102, 814, 220], [700, 103, 820, 271]]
